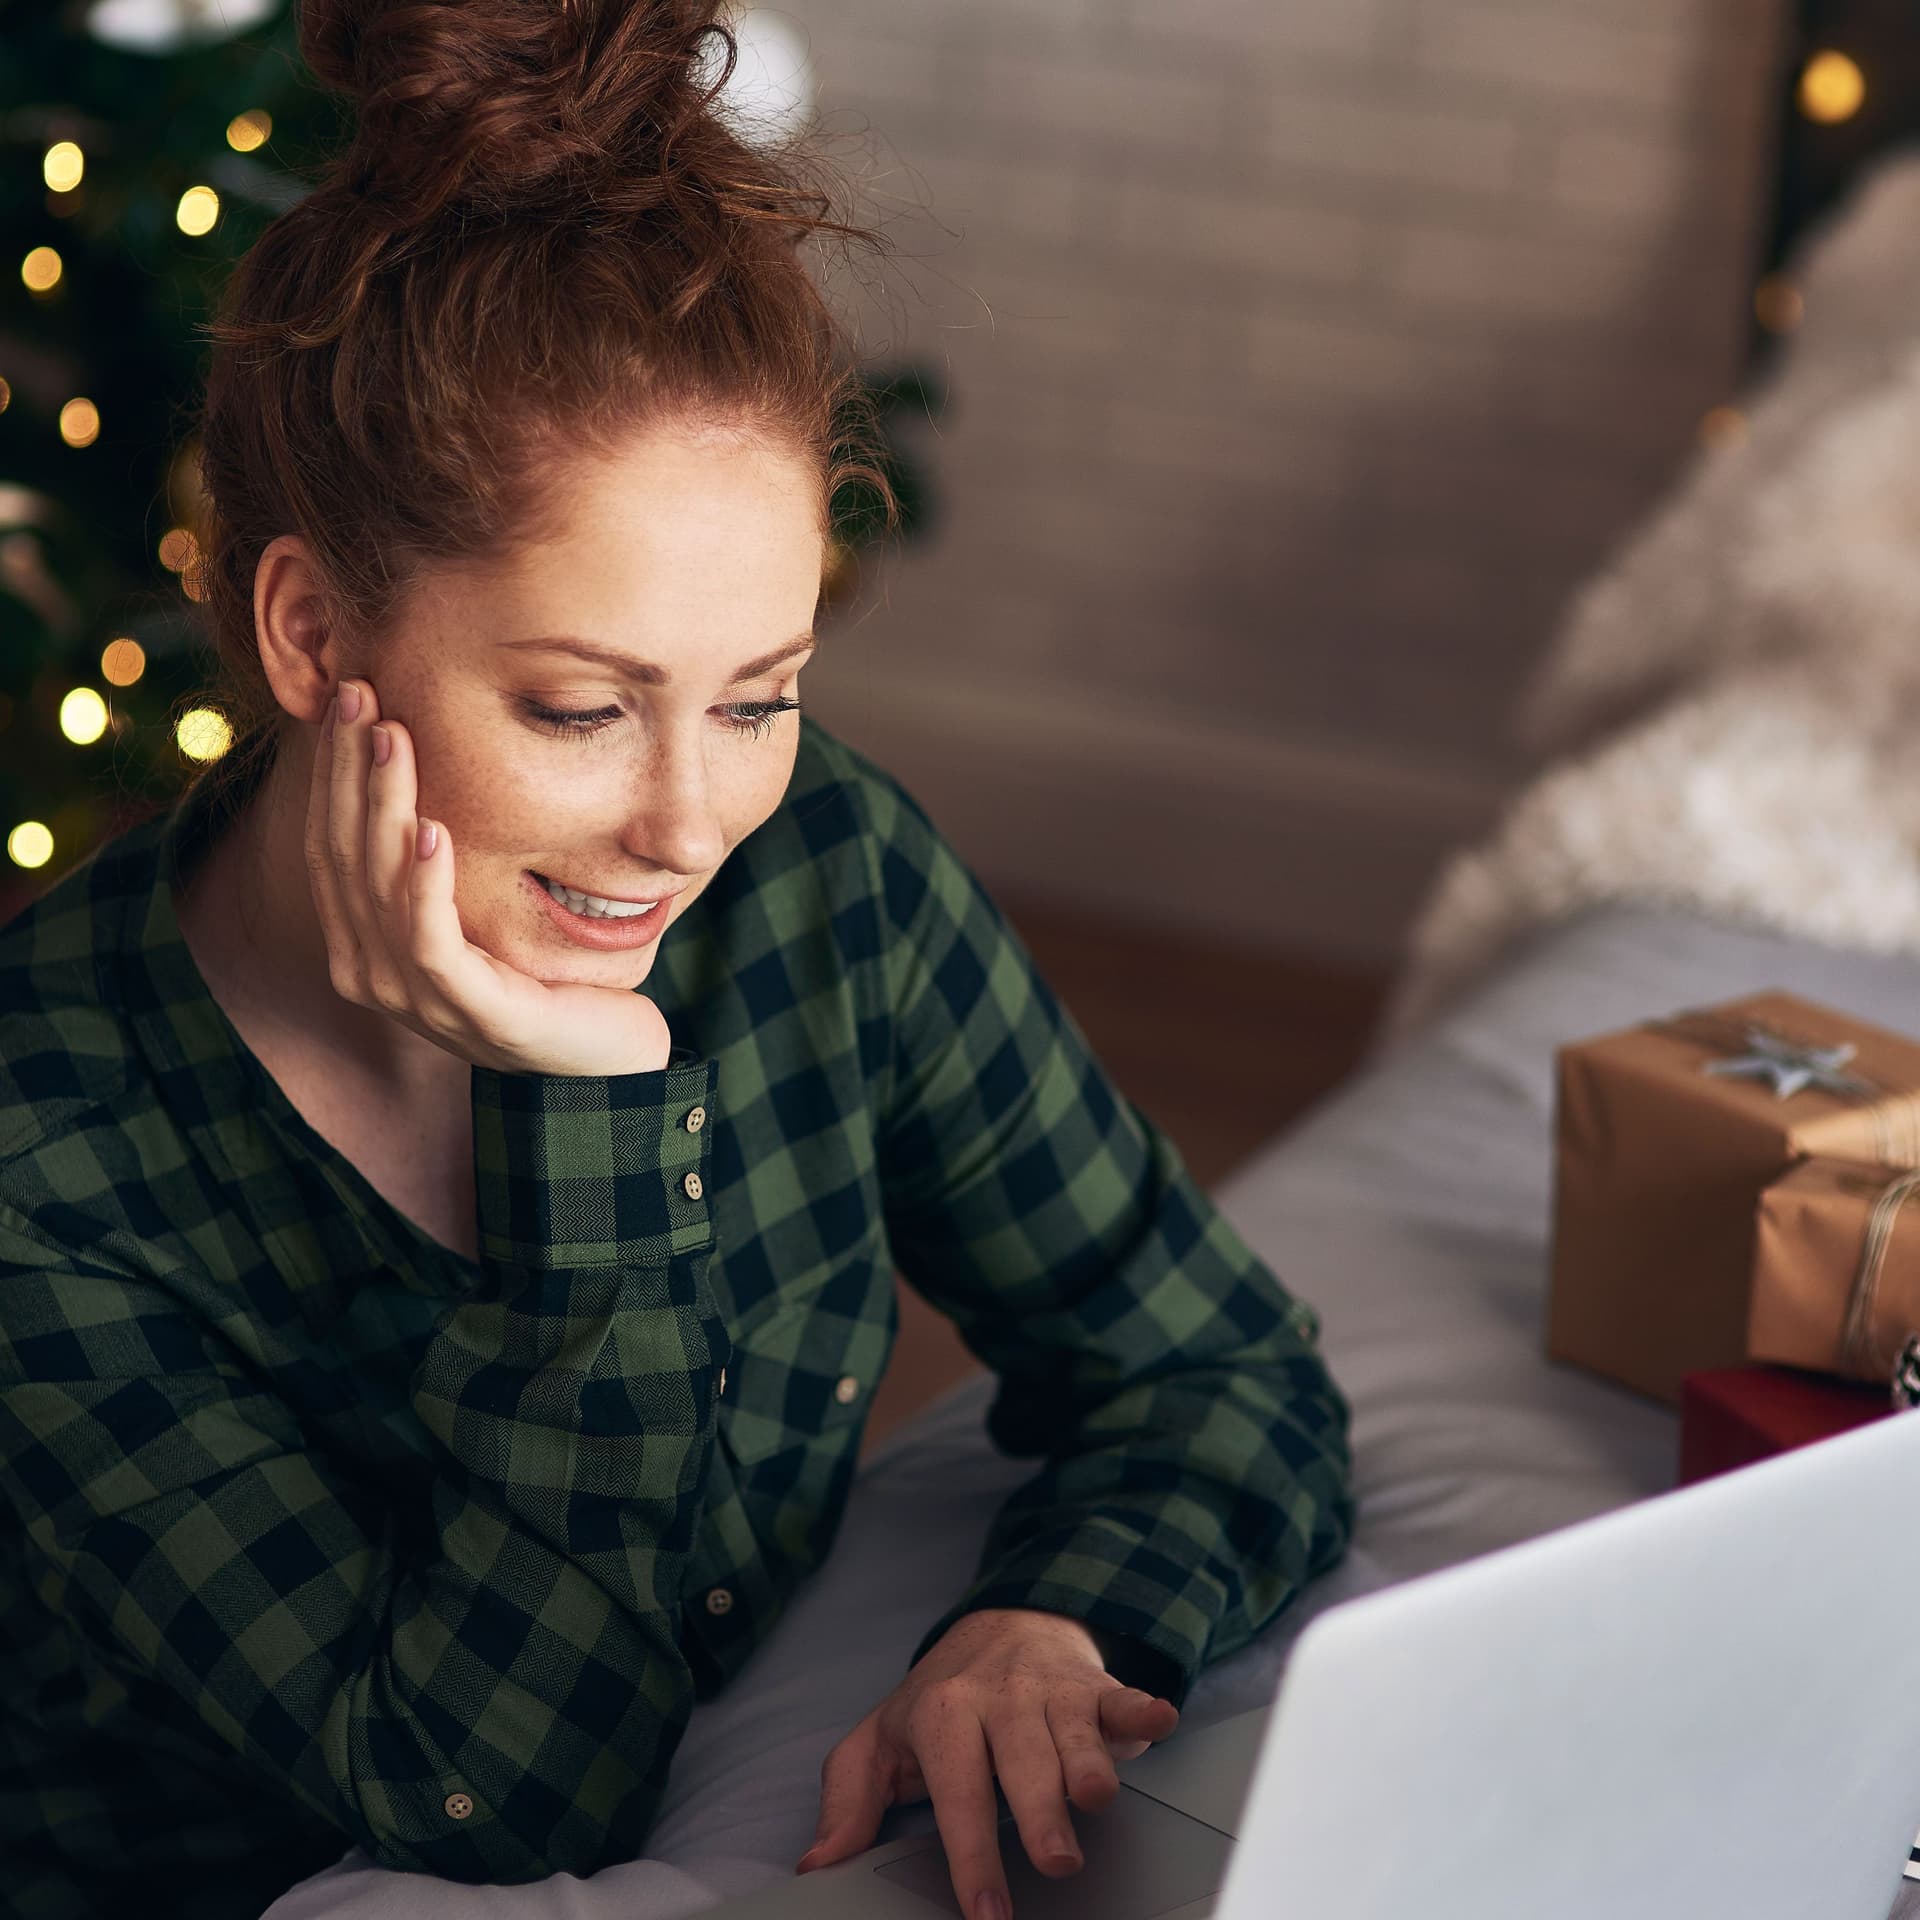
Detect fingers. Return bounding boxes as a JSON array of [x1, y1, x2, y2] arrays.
[[1047, 1690, 1126, 1816], [370, 723, 475, 1032], [404, 812, 474, 1017], [1096, 1688, 1179, 1769], [326, 677, 384, 989], [987, 1700, 1082, 1878], [363, 715, 417, 952], [913, 1692, 1011, 1920], [797, 1721, 890, 1874], [304, 690, 361, 998]]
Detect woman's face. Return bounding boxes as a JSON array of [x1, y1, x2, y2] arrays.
[[364, 423, 825, 988]]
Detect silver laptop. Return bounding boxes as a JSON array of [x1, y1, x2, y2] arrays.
[[707, 1405, 1920, 1920]]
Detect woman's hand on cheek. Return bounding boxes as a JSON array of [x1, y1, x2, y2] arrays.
[[794, 1608, 1179, 1920], [305, 676, 677, 1077]]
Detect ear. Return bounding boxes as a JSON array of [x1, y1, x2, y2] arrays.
[[253, 534, 347, 726]]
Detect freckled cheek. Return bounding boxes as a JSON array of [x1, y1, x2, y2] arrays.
[[417, 737, 591, 867]]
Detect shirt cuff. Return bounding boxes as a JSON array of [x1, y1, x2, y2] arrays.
[[907, 1533, 1213, 1713], [471, 1048, 718, 1271]]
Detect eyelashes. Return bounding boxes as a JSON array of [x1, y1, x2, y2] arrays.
[[519, 698, 801, 743]]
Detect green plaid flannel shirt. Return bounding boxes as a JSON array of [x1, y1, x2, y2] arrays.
[[0, 713, 1354, 1917]]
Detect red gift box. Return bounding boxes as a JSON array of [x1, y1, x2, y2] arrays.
[[1677, 1365, 1896, 1486]]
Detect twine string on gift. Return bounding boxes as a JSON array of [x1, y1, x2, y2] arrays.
[[1838, 1167, 1920, 1378], [1892, 1334, 1920, 1411], [1645, 1011, 1920, 1167]]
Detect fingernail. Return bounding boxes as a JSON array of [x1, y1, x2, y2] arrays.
[[339, 681, 361, 722], [371, 724, 391, 767], [1043, 1829, 1080, 1866], [975, 1891, 1008, 1920], [416, 819, 437, 860], [795, 1846, 823, 1873]]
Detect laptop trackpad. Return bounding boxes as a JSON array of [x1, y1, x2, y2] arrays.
[[872, 1785, 1232, 1920]]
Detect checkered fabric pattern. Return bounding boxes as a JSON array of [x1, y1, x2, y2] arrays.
[[0, 713, 1354, 1917]]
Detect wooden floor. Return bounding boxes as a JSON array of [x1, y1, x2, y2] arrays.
[[857, 890, 1394, 1462]]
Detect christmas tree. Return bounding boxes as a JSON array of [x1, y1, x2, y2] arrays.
[[0, 0, 938, 924]]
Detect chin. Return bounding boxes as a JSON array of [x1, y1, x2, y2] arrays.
[[523, 945, 657, 990]]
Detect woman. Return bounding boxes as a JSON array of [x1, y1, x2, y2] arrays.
[[0, 3, 1356, 1915]]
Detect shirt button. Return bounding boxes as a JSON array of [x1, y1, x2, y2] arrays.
[[444, 1792, 474, 1820], [682, 1172, 704, 1201], [706, 1587, 734, 1615], [834, 1375, 860, 1405], [685, 1105, 706, 1133]]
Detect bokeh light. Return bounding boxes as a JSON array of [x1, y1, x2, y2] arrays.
[[176, 707, 233, 761], [43, 142, 84, 192], [158, 527, 199, 572], [59, 686, 108, 745], [101, 638, 146, 685], [226, 109, 272, 152], [1799, 51, 1865, 125], [7, 822, 54, 869], [175, 185, 220, 236], [0, 377, 10, 414], [1754, 275, 1804, 334], [21, 246, 62, 291], [1699, 405, 1749, 451], [58, 398, 100, 447]]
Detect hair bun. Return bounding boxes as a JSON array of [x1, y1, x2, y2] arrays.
[[299, 0, 729, 226]]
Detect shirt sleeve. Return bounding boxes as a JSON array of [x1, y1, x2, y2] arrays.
[[0, 1050, 726, 1884], [867, 774, 1356, 1712]]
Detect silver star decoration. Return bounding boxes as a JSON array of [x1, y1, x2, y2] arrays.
[[1698, 1025, 1872, 1101]]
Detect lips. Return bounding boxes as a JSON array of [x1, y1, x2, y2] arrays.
[[524, 869, 679, 950]]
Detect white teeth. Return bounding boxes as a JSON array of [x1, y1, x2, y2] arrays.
[[539, 875, 657, 919]]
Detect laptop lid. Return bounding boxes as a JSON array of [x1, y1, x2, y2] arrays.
[[1215, 1404, 1920, 1920]]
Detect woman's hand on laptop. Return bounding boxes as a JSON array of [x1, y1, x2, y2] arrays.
[[794, 1607, 1179, 1920]]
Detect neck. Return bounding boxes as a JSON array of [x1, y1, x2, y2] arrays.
[[173, 727, 467, 1101]]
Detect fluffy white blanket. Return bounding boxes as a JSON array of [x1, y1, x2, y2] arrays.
[[1377, 145, 1920, 1049]]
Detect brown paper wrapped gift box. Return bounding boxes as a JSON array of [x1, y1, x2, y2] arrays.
[[1547, 990, 1920, 1406], [1749, 1157, 1920, 1383]]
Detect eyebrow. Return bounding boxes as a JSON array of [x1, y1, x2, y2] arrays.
[[495, 632, 817, 686]]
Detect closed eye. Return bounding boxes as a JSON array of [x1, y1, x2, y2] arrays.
[[518, 698, 801, 742]]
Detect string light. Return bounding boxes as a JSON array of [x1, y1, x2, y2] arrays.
[[176, 707, 233, 761], [7, 822, 53, 869], [101, 638, 145, 685], [1799, 50, 1865, 124], [58, 398, 100, 448], [43, 142, 84, 193], [59, 687, 108, 745], [225, 109, 272, 152], [1699, 406, 1748, 451], [1754, 275, 1804, 333], [175, 185, 220, 236], [21, 246, 62, 291]]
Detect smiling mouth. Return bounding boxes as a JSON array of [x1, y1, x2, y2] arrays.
[[528, 870, 672, 920]]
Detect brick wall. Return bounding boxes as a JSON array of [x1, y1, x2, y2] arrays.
[[786, 0, 1791, 967]]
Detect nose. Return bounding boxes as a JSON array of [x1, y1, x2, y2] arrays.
[[613, 726, 730, 877]]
